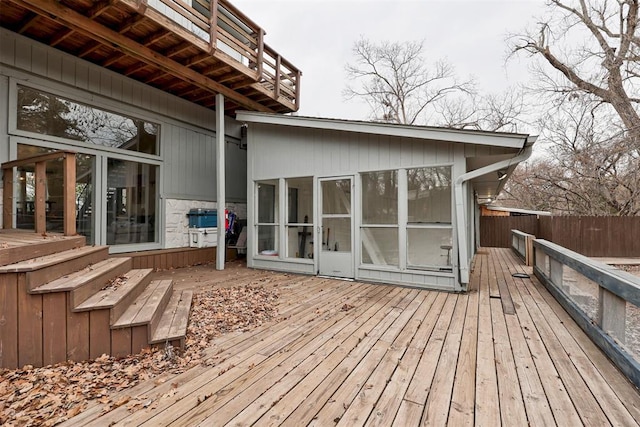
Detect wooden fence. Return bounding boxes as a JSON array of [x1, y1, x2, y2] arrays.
[[479, 216, 539, 249], [481, 216, 640, 257]]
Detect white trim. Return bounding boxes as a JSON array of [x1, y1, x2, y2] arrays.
[[216, 94, 225, 270], [236, 111, 530, 149]]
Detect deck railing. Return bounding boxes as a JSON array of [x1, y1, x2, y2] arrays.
[[511, 229, 535, 266], [2, 151, 76, 236], [533, 239, 640, 388], [148, 0, 300, 108]]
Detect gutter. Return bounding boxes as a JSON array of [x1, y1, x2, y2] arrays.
[[454, 135, 537, 285]]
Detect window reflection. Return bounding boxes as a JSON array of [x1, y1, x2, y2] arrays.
[[107, 159, 157, 245], [17, 85, 159, 154]]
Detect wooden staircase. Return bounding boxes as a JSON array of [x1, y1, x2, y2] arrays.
[[0, 233, 192, 369]]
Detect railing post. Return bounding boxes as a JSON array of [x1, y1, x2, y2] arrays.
[[257, 28, 264, 76], [598, 288, 627, 344], [63, 153, 76, 236], [549, 257, 565, 292], [209, 0, 218, 52], [35, 160, 46, 234], [3, 168, 14, 229], [525, 235, 534, 266], [274, 54, 281, 99], [535, 246, 547, 276], [294, 69, 301, 110]]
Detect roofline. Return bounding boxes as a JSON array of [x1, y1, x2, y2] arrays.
[[486, 205, 552, 216], [235, 111, 532, 149]]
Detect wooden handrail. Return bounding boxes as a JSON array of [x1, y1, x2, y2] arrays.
[[2, 150, 76, 236]]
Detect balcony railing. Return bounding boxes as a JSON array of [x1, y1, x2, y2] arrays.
[[149, 0, 300, 107], [533, 238, 640, 389], [2, 151, 77, 236]]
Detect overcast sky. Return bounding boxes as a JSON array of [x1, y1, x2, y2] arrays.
[[233, 0, 548, 124]]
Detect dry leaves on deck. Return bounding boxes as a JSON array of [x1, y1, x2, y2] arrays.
[[0, 284, 279, 426]]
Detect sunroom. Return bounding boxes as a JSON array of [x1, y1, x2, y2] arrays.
[[236, 112, 535, 291]]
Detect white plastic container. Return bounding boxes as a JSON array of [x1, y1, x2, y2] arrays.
[[188, 227, 218, 248]]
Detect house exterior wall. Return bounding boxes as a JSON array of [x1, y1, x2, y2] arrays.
[[247, 123, 469, 291], [0, 29, 246, 250]]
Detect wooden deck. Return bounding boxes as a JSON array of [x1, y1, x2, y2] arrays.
[[63, 248, 640, 426]]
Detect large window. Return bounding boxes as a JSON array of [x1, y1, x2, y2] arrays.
[[407, 166, 453, 270], [107, 159, 157, 245], [361, 170, 399, 266], [286, 177, 313, 259], [17, 85, 159, 155], [256, 180, 279, 255]]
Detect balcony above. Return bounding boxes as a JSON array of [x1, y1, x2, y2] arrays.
[[0, 0, 301, 114]]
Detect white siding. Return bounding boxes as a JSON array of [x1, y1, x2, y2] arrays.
[[0, 29, 246, 204], [251, 125, 457, 180]]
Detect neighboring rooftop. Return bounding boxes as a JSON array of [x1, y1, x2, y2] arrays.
[[0, 0, 301, 114]]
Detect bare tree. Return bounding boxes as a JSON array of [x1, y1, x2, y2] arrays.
[[436, 89, 528, 133], [510, 0, 640, 146], [500, 97, 640, 215], [344, 38, 474, 125]]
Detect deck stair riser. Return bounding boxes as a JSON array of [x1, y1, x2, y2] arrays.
[[111, 279, 174, 353], [75, 268, 155, 324], [0, 234, 193, 369], [0, 245, 108, 291], [150, 290, 193, 348], [31, 257, 133, 308], [0, 234, 86, 267]]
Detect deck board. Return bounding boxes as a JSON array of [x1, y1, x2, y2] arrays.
[[62, 248, 640, 427]]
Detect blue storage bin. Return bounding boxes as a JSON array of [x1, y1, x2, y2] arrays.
[[187, 208, 218, 228]]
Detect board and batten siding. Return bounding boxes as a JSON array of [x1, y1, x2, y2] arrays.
[[247, 123, 468, 290], [250, 124, 459, 180], [0, 29, 246, 204]]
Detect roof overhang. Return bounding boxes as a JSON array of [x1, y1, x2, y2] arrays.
[[0, 0, 301, 114], [236, 111, 530, 149]]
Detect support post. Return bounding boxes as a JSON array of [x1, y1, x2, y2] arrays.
[[598, 288, 627, 344], [3, 168, 13, 229], [63, 153, 76, 236], [209, 0, 218, 52], [35, 161, 46, 234], [216, 93, 225, 270]]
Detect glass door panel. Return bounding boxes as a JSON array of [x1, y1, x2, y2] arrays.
[[319, 177, 354, 278]]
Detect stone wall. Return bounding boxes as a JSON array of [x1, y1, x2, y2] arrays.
[[164, 198, 246, 248]]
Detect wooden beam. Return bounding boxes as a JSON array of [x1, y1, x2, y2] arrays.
[[164, 42, 192, 59], [117, 14, 146, 35], [2, 151, 77, 170], [124, 62, 149, 76], [77, 41, 102, 58], [140, 29, 171, 47], [183, 52, 211, 67], [50, 28, 75, 47], [18, 12, 39, 34], [63, 154, 76, 236], [11, 0, 273, 113], [87, 0, 118, 19], [103, 52, 126, 67], [3, 169, 14, 229], [34, 161, 46, 234]]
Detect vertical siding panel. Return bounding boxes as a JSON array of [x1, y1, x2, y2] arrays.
[[88, 68, 100, 93], [0, 31, 15, 65], [111, 77, 123, 101], [61, 57, 75, 86], [31, 44, 47, 75], [100, 71, 112, 98], [75, 61, 89, 90], [0, 76, 9, 165], [46, 51, 62, 81]]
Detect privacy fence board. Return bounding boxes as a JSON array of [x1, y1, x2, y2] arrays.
[[482, 216, 640, 257], [479, 216, 538, 248]]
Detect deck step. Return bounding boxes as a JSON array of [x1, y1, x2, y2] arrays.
[[112, 279, 173, 330], [30, 257, 133, 307], [150, 290, 193, 347], [0, 233, 86, 267], [0, 245, 110, 291], [75, 268, 154, 323]]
